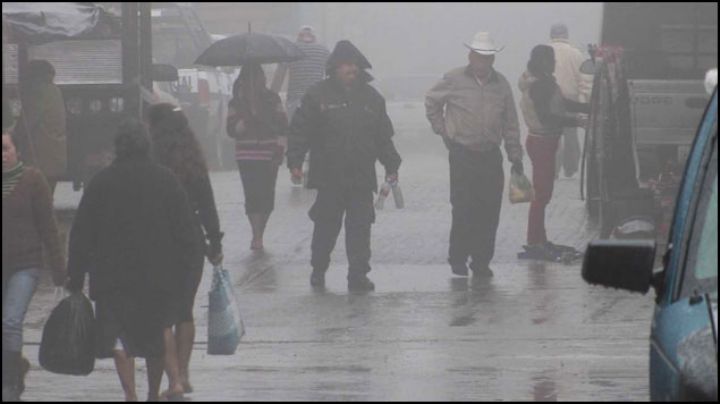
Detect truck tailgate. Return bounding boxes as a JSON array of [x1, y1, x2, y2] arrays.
[[630, 80, 709, 146]]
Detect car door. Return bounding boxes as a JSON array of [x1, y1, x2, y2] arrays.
[[649, 92, 717, 401]]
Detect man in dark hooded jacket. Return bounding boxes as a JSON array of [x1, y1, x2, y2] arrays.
[[287, 40, 401, 292]]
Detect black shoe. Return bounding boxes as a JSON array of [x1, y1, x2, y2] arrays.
[[450, 263, 469, 277], [544, 241, 577, 253], [348, 275, 375, 292], [310, 271, 325, 288], [471, 265, 494, 278]]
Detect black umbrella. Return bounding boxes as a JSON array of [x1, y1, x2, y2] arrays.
[[194, 30, 305, 67]]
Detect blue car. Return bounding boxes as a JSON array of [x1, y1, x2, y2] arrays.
[[582, 89, 717, 401]]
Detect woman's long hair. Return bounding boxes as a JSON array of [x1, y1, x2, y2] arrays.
[[147, 103, 208, 186], [527, 44, 556, 78], [232, 63, 267, 115]]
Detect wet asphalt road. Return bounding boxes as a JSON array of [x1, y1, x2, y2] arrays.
[[21, 103, 654, 401]]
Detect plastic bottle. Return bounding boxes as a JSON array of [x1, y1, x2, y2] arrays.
[[375, 181, 391, 210], [391, 181, 404, 209]]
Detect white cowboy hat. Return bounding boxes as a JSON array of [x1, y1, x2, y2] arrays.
[[464, 32, 505, 55]]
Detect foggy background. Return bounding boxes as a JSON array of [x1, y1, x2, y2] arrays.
[[195, 2, 602, 102], [298, 2, 602, 82]]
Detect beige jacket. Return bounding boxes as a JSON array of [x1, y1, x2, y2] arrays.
[[425, 66, 522, 163], [549, 39, 592, 103]]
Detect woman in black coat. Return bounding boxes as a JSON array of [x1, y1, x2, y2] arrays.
[[147, 103, 223, 398], [67, 120, 202, 401]]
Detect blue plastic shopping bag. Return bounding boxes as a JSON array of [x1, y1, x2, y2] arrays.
[[207, 265, 245, 355]]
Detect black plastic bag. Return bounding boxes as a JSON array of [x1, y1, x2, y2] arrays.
[[39, 292, 96, 375]]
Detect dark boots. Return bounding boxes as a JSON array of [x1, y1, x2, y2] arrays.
[[2, 350, 21, 402], [348, 274, 375, 292], [310, 269, 326, 289]]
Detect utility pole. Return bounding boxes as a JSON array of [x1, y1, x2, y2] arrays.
[[121, 2, 141, 119]]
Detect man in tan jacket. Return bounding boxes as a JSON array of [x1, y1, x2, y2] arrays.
[[425, 32, 523, 278], [548, 23, 591, 179]]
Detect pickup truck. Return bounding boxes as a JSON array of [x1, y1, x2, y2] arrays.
[[582, 2, 717, 239]]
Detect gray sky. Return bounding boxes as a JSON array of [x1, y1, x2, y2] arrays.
[[304, 2, 602, 82]]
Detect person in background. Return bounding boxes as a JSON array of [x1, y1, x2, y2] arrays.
[[227, 64, 288, 251], [287, 40, 401, 292], [147, 103, 224, 398], [16, 60, 67, 197], [548, 23, 590, 179], [66, 120, 201, 402], [518, 45, 589, 258], [425, 31, 523, 279], [271, 25, 331, 121], [2, 131, 66, 401]]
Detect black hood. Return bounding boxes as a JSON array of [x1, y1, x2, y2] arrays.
[[326, 40, 373, 82]]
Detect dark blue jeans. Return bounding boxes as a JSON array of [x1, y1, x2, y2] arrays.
[[2, 268, 41, 352]]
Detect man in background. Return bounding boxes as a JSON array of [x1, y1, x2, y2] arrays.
[[16, 60, 67, 197], [272, 25, 330, 121], [548, 23, 591, 179]]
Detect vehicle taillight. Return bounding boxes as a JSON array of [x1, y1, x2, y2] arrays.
[[198, 78, 210, 107]]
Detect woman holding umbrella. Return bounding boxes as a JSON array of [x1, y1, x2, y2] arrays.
[[227, 63, 288, 251]]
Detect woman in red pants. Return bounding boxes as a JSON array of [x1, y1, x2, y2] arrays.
[[518, 45, 589, 258]]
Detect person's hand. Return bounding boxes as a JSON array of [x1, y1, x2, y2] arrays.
[[386, 172, 399, 184], [511, 161, 524, 176], [206, 235, 223, 266], [290, 167, 303, 184], [208, 252, 224, 267]]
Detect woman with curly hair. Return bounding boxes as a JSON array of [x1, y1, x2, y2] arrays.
[[227, 63, 288, 251], [146, 103, 224, 398]]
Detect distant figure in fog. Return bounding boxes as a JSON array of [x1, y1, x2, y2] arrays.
[[66, 120, 201, 402], [147, 103, 224, 398], [15, 60, 67, 197], [2, 131, 66, 402], [425, 31, 523, 279], [227, 63, 288, 251], [518, 45, 589, 258], [272, 25, 330, 121], [548, 23, 590, 179], [287, 40, 401, 292]]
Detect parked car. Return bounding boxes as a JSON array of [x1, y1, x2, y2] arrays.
[[582, 88, 717, 401]]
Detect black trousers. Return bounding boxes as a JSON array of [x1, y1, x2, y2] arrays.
[[309, 187, 375, 278], [237, 160, 279, 215], [447, 143, 504, 269]]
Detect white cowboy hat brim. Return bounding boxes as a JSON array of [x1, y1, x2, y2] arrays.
[[464, 43, 505, 55]]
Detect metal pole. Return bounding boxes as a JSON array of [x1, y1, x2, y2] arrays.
[[139, 2, 152, 118], [122, 2, 140, 119]]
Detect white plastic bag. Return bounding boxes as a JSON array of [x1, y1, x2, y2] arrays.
[[207, 265, 245, 355]]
